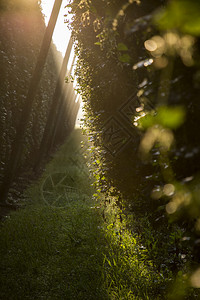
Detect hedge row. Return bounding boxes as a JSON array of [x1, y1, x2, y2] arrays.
[[68, 0, 200, 297], [0, 0, 77, 199]]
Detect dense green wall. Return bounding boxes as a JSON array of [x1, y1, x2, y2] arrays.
[[0, 0, 63, 181], [68, 0, 200, 297]]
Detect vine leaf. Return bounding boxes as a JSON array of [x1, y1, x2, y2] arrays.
[[119, 54, 131, 63], [117, 42, 128, 51]]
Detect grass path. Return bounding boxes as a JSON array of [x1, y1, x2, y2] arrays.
[[0, 130, 165, 299]]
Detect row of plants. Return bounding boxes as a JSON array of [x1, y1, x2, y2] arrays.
[[66, 0, 200, 297], [0, 0, 76, 201]]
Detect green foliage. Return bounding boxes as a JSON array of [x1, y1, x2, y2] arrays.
[[155, 0, 200, 36], [117, 43, 129, 52], [119, 53, 132, 63], [0, 0, 63, 182], [66, 0, 200, 298], [102, 208, 166, 299], [0, 204, 107, 299], [138, 106, 186, 130]]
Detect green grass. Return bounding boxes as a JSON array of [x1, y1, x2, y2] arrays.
[[0, 205, 107, 299], [0, 129, 168, 299]]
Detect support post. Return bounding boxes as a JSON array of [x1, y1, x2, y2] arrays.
[[34, 37, 73, 171]]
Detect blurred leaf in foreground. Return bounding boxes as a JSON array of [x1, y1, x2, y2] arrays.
[[138, 106, 186, 130], [155, 0, 200, 36]]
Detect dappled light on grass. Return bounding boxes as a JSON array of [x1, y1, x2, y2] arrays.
[[102, 201, 165, 299]]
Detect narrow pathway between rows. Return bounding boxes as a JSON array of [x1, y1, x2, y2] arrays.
[[0, 130, 165, 300]]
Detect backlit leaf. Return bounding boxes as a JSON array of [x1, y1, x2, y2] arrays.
[[157, 106, 186, 129], [138, 106, 185, 129], [155, 0, 200, 36]]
